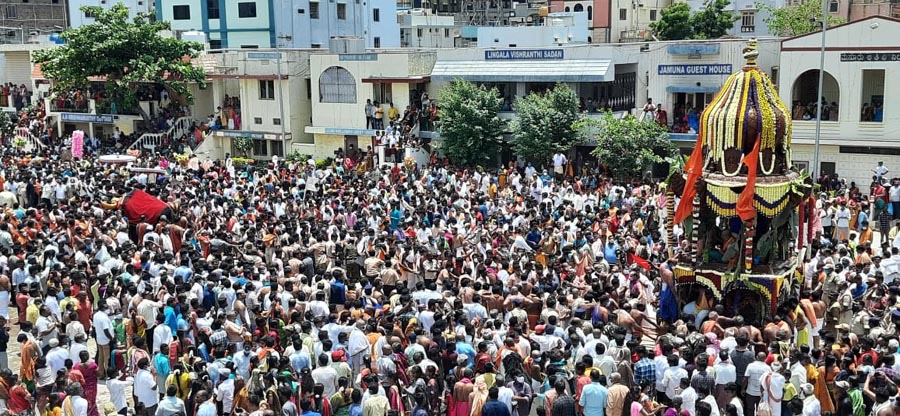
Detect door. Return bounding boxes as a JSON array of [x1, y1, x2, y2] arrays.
[[344, 135, 359, 155]]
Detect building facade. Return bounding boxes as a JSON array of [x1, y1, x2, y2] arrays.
[[69, 0, 152, 28], [681, 0, 782, 38], [778, 16, 900, 186], [607, 0, 670, 42], [157, 0, 398, 49], [0, 0, 68, 44], [548, 0, 611, 43]]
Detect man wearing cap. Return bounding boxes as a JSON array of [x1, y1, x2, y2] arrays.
[[45, 337, 67, 374]]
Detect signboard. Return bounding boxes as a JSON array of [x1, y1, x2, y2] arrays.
[[657, 64, 733, 76], [339, 53, 378, 61], [840, 53, 900, 62], [61, 113, 115, 123], [324, 128, 377, 136], [214, 130, 290, 141], [484, 49, 564, 60], [667, 44, 720, 56], [247, 52, 282, 60]]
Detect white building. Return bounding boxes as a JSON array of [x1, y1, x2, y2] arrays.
[[156, 0, 273, 49], [191, 49, 317, 160], [476, 12, 590, 48], [70, 0, 153, 28], [608, 0, 672, 42], [779, 16, 900, 186], [680, 0, 783, 38], [398, 9, 459, 48], [303, 47, 435, 158]]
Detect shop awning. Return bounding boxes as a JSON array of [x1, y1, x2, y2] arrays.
[[666, 85, 721, 94], [431, 59, 613, 83]]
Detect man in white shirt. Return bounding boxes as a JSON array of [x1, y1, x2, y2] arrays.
[[714, 350, 737, 393], [679, 378, 697, 416], [92, 301, 114, 377], [663, 354, 689, 400], [215, 368, 235, 414], [152, 314, 173, 354], [134, 357, 159, 414], [156, 385, 187, 416], [743, 352, 771, 413], [834, 201, 852, 241], [45, 338, 68, 374], [63, 383, 89, 416], [891, 181, 900, 221], [106, 372, 134, 415], [311, 353, 338, 397], [760, 362, 785, 416]]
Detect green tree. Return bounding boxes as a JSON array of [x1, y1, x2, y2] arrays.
[[757, 0, 844, 37], [437, 79, 505, 167], [651, 3, 695, 40], [578, 112, 676, 179], [691, 0, 738, 39], [32, 4, 206, 122], [511, 84, 583, 163]]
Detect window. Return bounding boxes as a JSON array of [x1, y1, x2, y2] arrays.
[[861, 69, 885, 122], [650, 9, 657, 20], [337, 3, 346, 19], [209, 39, 222, 49], [564, 6, 570, 11], [374, 37, 381, 48], [311, 43, 321, 48], [238, 2, 257, 18], [207, 0, 220, 18], [417, 28, 423, 37], [741, 11, 755, 32], [373, 8, 380, 21], [254, 117, 263, 124], [829, 0, 838, 12], [309, 2, 319, 18], [7, 5, 17, 18], [374, 82, 392, 103], [270, 141, 284, 157], [172, 5, 190, 20], [573, 3, 583, 12], [444, 28, 450, 37], [259, 80, 275, 100], [306, 78, 312, 100], [84, 8, 94, 18], [319, 66, 356, 103], [241, 45, 259, 49], [619, 8, 626, 20], [273, 118, 281, 125], [298, 8, 304, 13], [587, 5, 592, 20], [252, 139, 268, 156]]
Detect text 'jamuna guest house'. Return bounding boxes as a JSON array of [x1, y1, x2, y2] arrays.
[[657, 64, 734, 75]]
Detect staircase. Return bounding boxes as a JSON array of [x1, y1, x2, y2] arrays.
[[127, 116, 194, 153], [16, 127, 46, 153]]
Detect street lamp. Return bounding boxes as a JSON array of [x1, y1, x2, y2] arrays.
[[812, 0, 827, 180], [276, 34, 292, 157]]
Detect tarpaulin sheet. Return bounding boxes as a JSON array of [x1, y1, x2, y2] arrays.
[[121, 190, 169, 224]]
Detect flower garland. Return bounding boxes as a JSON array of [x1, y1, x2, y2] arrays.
[[701, 73, 740, 171], [704, 182, 793, 218], [719, 72, 746, 176]]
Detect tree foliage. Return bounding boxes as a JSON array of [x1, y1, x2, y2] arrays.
[[578, 112, 676, 179], [437, 79, 505, 167], [652, 0, 737, 40], [691, 0, 738, 39], [32, 4, 206, 120], [511, 84, 583, 163], [757, 0, 844, 37], [651, 3, 695, 40]]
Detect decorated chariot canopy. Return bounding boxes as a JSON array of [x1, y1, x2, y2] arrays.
[[666, 39, 813, 318]]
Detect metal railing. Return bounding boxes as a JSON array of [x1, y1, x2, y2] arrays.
[[127, 116, 194, 152], [16, 127, 45, 152]]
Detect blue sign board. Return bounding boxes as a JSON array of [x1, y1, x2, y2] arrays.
[[217, 130, 266, 140], [484, 49, 564, 60], [658, 64, 732, 76], [339, 53, 378, 61], [247, 52, 282, 60], [324, 128, 376, 136], [667, 44, 720, 56], [61, 113, 115, 123]]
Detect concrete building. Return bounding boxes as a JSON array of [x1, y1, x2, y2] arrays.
[[548, 0, 611, 43], [644, 38, 781, 148], [476, 12, 589, 47], [681, 0, 783, 38], [823, 0, 899, 23], [158, 0, 398, 49], [191, 49, 317, 160], [303, 47, 435, 158], [0, 0, 67, 44], [608, 0, 670, 42], [778, 16, 900, 186], [399, 9, 459, 48], [69, 0, 152, 28]]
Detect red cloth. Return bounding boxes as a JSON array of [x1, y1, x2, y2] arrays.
[[628, 253, 652, 271], [737, 138, 761, 222], [674, 134, 705, 224], [121, 190, 169, 224]]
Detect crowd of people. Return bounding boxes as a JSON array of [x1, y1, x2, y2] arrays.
[[0, 137, 899, 416]]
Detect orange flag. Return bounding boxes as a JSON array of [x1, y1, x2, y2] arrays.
[[673, 142, 704, 224], [737, 137, 761, 222]]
